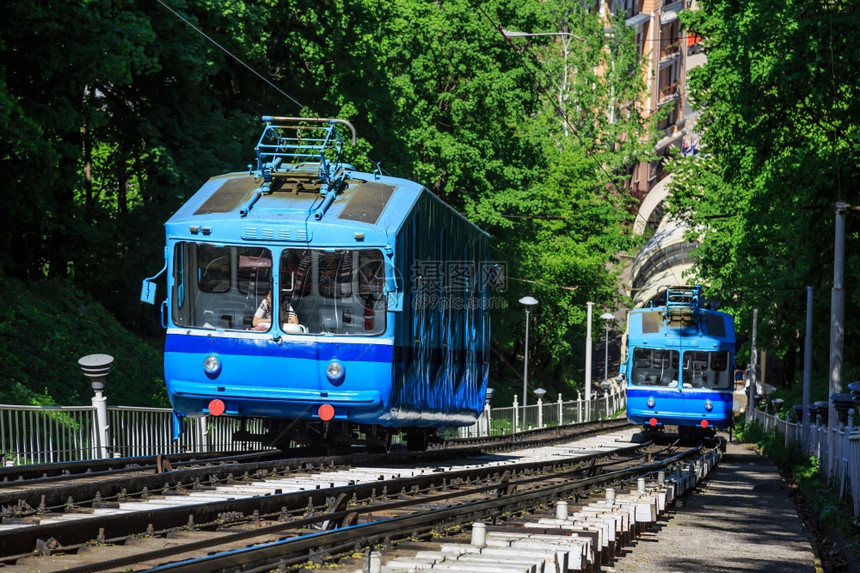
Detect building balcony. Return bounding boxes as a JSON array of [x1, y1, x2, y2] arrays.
[[660, 42, 681, 62], [658, 82, 680, 105]]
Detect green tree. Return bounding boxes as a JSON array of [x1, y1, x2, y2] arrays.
[[668, 0, 860, 386], [0, 0, 655, 405], [377, 0, 655, 394]]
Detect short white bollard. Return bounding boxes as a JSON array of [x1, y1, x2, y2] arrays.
[[471, 521, 487, 548], [363, 550, 381, 573]]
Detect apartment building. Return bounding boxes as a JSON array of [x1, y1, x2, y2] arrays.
[[609, 0, 690, 201]]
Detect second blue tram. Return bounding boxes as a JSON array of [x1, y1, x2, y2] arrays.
[[622, 285, 736, 440], [142, 116, 492, 451]]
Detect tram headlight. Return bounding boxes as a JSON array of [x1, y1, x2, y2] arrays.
[[647, 397, 656, 408], [203, 355, 221, 376], [704, 400, 713, 411], [326, 360, 345, 383]]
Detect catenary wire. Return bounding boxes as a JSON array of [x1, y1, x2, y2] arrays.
[[153, 0, 304, 110]]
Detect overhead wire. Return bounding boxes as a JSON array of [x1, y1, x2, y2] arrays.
[[153, 0, 304, 110], [155, 0, 688, 298]]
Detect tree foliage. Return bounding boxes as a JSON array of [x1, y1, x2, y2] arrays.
[[0, 275, 167, 407], [669, 0, 860, 386], [0, 0, 655, 403]]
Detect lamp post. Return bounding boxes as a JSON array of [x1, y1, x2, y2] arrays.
[[483, 388, 495, 437], [78, 353, 114, 459], [519, 296, 538, 429], [600, 312, 615, 388]]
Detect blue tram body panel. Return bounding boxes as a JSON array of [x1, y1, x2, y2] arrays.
[[622, 285, 736, 433], [144, 117, 491, 444]]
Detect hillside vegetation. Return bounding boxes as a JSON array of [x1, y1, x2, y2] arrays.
[[0, 274, 168, 408], [0, 0, 656, 399]]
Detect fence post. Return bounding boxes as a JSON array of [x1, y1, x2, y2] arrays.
[[78, 354, 114, 459], [513, 395, 519, 434], [815, 414, 822, 461], [557, 393, 563, 426], [841, 409, 854, 499]]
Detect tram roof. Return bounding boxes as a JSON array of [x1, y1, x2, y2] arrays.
[[626, 305, 736, 347], [164, 166, 448, 246]]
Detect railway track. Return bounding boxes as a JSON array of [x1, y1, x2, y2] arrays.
[[0, 420, 706, 572], [0, 419, 628, 511]]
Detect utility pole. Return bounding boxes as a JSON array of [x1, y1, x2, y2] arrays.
[[829, 202, 847, 435]]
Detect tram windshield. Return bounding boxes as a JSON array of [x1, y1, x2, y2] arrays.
[[170, 242, 386, 335], [629, 348, 732, 390]]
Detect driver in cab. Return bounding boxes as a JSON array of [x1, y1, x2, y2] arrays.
[[252, 290, 298, 330]]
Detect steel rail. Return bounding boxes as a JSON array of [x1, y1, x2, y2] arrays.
[[0, 419, 630, 512], [0, 450, 277, 485], [138, 444, 707, 573], [45, 442, 703, 573]]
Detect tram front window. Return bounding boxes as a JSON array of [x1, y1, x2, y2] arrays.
[[682, 350, 732, 389], [280, 248, 386, 335], [169, 243, 387, 335], [630, 348, 679, 387], [171, 242, 272, 331]]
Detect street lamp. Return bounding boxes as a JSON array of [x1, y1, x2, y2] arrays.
[[78, 354, 114, 459], [483, 388, 495, 437], [519, 296, 539, 428], [500, 29, 584, 42], [600, 313, 615, 387]]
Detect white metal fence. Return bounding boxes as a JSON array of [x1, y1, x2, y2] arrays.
[[0, 405, 268, 464], [747, 405, 860, 520], [0, 387, 627, 464], [458, 387, 627, 438]]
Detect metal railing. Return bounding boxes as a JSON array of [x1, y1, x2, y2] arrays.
[[457, 387, 627, 439], [0, 387, 627, 464], [0, 405, 96, 465], [0, 404, 272, 464], [747, 406, 860, 520]]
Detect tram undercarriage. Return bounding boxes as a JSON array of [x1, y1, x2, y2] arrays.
[[231, 418, 437, 453]]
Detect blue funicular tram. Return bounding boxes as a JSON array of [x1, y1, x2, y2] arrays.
[[142, 117, 492, 451], [622, 285, 736, 442]]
